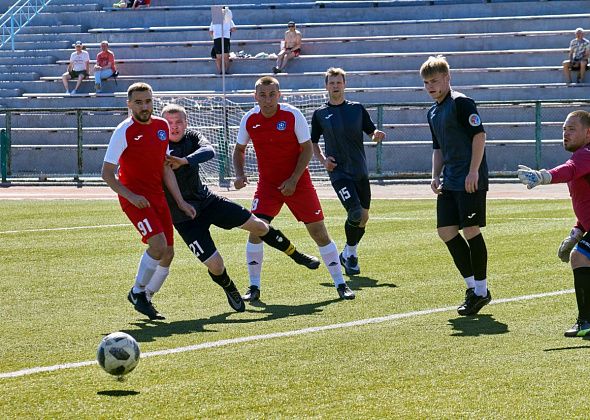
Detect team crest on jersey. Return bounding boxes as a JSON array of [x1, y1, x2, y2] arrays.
[[276, 121, 287, 131], [468, 114, 481, 127], [157, 130, 167, 141]]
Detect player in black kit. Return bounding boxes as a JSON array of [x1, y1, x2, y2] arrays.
[[420, 55, 491, 316], [161, 104, 320, 311], [311, 67, 385, 275]]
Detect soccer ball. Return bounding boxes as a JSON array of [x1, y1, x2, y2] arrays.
[[97, 332, 140, 377]]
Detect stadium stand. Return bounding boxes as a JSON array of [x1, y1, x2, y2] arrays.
[[0, 0, 588, 178]]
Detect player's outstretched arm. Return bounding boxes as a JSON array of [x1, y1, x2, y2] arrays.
[[558, 227, 585, 263], [517, 165, 552, 189]]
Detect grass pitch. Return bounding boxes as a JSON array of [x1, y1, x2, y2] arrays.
[[0, 197, 586, 418]]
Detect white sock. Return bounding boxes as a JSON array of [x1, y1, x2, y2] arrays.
[[474, 279, 488, 297], [133, 251, 159, 294], [246, 241, 264, 288], [344, 244, 358, 258], [319, 241, 345, 286], [145, 265, 169, 301], [464, 275, 476, 290]]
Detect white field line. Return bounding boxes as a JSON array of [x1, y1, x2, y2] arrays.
[[0, 288, 573, 380], [0, 216, 569, 235], [0, 224, 129, 235]]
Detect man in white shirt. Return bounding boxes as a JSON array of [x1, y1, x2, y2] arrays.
[[209, 7, 236, 74], [563, 27, 590, 84], [61, 41, 90, 95]]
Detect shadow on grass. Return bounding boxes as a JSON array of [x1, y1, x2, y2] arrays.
[[122, 297, 340, 343], [320, 275, 397, 291], [97, 390, 140, 397], [448, 314, 509, 336], [544, 344, 590, 352]]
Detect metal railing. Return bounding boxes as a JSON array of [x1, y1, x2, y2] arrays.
[[1, 99, 589, 184], [0, 0, 52, 51]]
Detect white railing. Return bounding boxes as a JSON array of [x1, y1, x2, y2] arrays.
[[0, 0, 52, 51]]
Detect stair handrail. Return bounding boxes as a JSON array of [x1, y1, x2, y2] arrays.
[[0, 0, 52, 51]]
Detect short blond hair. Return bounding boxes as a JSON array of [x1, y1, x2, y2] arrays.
[[419, 55, 450, 79], [161, 103, 187, 120], [127, 82, 152, 100], [255, 76, 280, 91], [567, 110, 590, 128]]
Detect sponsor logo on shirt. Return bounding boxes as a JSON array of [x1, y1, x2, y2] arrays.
[[468, 114, 481, 127], [133, 135, 143, 141], [252, 124, 261, 129], [325, 114, 333, 120], [157, 130, 167, 141], [276, 121, 287, 131]]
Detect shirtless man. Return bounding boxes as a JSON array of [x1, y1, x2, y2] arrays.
[[273, 21, 302, 74]]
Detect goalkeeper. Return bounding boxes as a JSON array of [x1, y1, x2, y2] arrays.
[[517, 110, 590, 337], [161, 104, 320, 313]]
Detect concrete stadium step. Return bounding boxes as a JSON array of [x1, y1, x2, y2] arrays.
[[0, 72, 40, 81], [0, 88, 23, 98], [0, 56, 57, 65], [17, 25, 84, 35], [34, 67, 567, 92], [6, 40, 75, 50], [86, 14, 589, 40], [47, 49, 569, 76], [43, 3, 101, 13]]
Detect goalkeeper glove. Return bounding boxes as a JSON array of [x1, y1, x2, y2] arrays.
[[558, 227, 584, 263], [517, 165, 552, 189]]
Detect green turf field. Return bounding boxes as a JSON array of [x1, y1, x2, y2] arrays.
[[0, 198, 586, 418]]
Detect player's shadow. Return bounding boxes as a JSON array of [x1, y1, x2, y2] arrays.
[[97, 390, 140, 397], [544, 344, 590, 352], [320, 276, 397, 291], [122, 298, 340, 343], [448, 314, 509, 336]]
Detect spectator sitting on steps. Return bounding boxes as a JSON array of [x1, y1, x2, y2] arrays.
[[94, 40, 117, 94], [563, 27, 589, 84], [273, 21, 302, 74], [62, 41, 90, 95]]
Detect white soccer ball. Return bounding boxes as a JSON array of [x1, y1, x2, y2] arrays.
[[97, 332, 140, 377]]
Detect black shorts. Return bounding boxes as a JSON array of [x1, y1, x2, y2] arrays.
[[213, 38, 231, 55], [69, 70, 88, 78], [174, 195, 251, 262], [331, 177, 371, 211], [436, 189, 486, 229], [575, 232, 590, 259]]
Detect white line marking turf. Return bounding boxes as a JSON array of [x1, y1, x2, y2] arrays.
[[0, 288, 573, 379]]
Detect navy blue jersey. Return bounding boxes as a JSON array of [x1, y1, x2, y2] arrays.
[[427, 90, 488, 191], [164, 129, 217, 223], [311, 100, 376, 181]]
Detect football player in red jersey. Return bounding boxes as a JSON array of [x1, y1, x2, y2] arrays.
[[233, 76, 355, 301], [102, 82, 196, 320]]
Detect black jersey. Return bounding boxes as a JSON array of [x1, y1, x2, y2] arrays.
[[311, 100, 376, 181], [427, 90, 488, 191], [164, 129, 217, 223]]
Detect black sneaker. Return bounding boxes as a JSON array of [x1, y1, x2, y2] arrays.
[[337, 283, 355, 300], [272, 66, 279, 74], [457, 288, 491, 316], [242, 285, 260, 302], [339, 252, 360, 276], [564, 319, 590, 337], [290, 250, 320, 269], [224, 281, 246, 312], [127, 288, 166, 320]]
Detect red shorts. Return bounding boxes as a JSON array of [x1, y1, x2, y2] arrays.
[[252, 178, 324, 224], [292, 48, 301, 57], [120, 194, 174, 245]]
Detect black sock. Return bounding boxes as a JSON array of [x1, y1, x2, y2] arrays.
[[467, 233, 488, 281], [345, 221, 365, 247], [208, 269, 231, 289], [260, 226, 294, 254], [444, 234, 473, 279], [573, 267, 590, 320]]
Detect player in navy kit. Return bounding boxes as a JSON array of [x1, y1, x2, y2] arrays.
[[102, 83, 196, 320], [161, 104, 321, 313], [420, 56, 492, 316], [311, 67, 385, 276]]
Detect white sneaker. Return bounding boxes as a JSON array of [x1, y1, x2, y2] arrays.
[[70, 89, 76, 95], [65, 90, 70, 95]]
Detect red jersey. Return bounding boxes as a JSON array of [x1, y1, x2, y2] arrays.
[[104, 116, 170, 199], [96, 50, 116, 72], [549, 144, 590, 231], [237, 103, 311, 187]]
